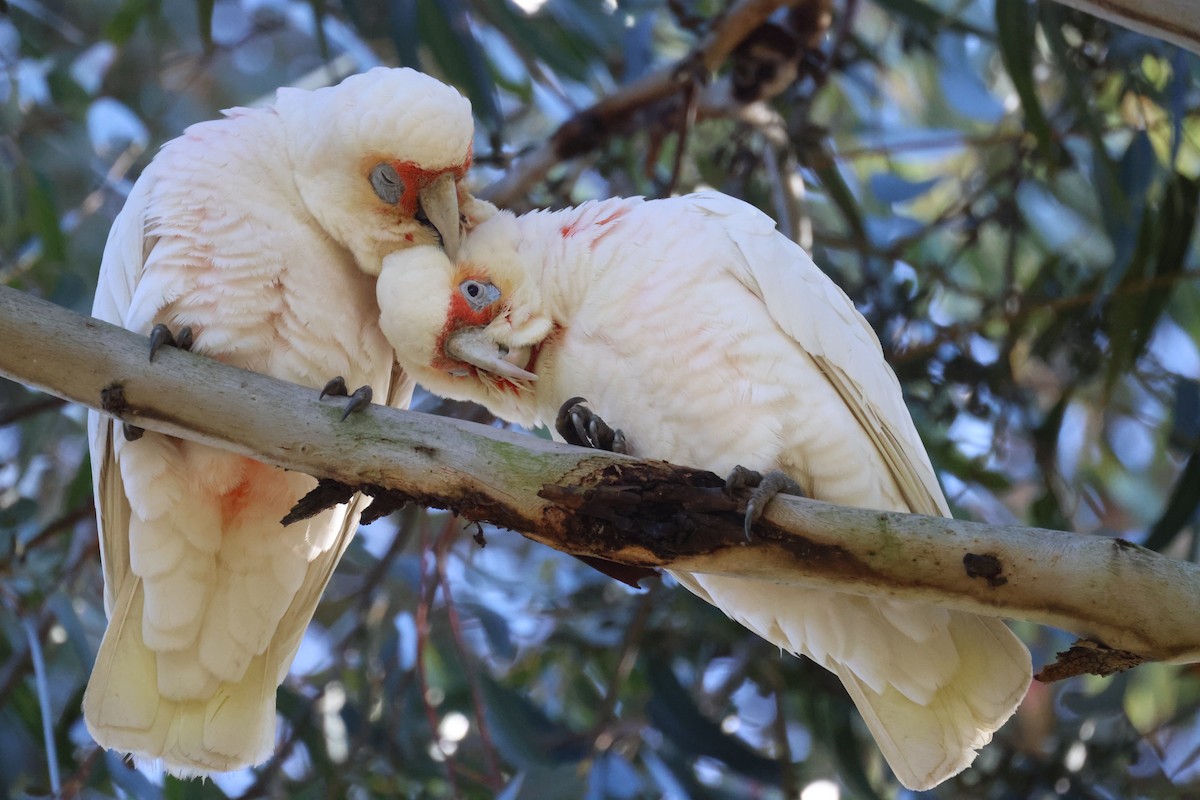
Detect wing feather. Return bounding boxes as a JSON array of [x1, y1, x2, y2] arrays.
[[689, 192, 950, 517]]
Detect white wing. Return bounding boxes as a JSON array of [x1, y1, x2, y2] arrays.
[[671, 193, 1030, 790], [85, 110, 394, 774]]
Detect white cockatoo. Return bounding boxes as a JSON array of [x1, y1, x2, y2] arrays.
[[372, 192, 1032, 790], [86, 67, 493, 775]]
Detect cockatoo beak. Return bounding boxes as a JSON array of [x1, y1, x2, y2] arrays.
[[445, 327, 538, 382], [418, 173, 462, 258]]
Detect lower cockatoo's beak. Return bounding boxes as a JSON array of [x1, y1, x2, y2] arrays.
[[445, 327, 537, 382], [418, 173, 462, 258]]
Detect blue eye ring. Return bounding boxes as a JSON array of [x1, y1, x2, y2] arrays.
[[460, 279, 501, 311]]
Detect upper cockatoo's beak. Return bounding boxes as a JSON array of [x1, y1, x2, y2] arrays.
[[445, 327, 537, 382], [418, 173, 462, 258]]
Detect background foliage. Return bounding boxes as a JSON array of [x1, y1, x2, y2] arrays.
[[2, 0, 1200, 797]]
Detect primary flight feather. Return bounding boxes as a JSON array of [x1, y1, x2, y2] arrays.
[[86, 66, 493, 775], [373, 192, 1032, 791]]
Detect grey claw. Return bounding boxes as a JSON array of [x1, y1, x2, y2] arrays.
[[320, 377, 373, 419], [320, 376, 348, 401], [555, 397, 591, 448], [724, 466, 803, 541], [339, 385, 373, 421], [573, 415, 592, 448], [724, 465, 763, 498], [122, 422, 144, 442], [555, 397, 626, 453], [148, 324, 193, 362]]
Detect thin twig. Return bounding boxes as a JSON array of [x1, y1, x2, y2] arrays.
[[481, 0, 805, 207], [769, 670, 798, 796], [892, 271, 1200, 364], [665, 79, 699, 196], [17, 502, 94, 555], [434, 536, 504, 791], [590, 584, 660, 741], [414, 515, 463, 798], [0, 531, 97, 712], [57, 746, 101, 799], [0, 395, 66, 427]]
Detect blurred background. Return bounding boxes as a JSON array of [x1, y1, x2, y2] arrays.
[[2, 0, 1199, 797]]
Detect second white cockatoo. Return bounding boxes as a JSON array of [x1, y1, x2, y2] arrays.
[[373, 192, 1032, 790], [86, 66, 493, 775]]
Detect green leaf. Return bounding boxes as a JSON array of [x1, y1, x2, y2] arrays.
[[46, 593, 94, 671], [1144, 451, 1200, 553], [460, 601, 516, 661], [1039, 2, 1131, 302], [308, 0, 331, 64], [482, 674, 590, 769], [1171, 379, 1200, 451], [472, 0, 597, 84], [802, 688, 884, 800], [995, 0, 1055, 162], [24, 170, 66, 264], [195, 0, 214, 52], [645, 658, 781, 784], [871, 0, 991, 39], [1104, 174, 1199, 389], [390, 0, 500, 130], [810, 156, 867, 243], [104, 0, 160, 44]]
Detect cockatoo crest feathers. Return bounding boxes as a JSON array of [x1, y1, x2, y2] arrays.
[[275, 67, 475, 174]]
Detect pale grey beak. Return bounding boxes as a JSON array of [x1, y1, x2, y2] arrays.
[[445, 328, 537, 382], [418, 173, 462, 259]]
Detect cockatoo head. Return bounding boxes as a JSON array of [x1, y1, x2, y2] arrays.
[[276, 67, 490, 272], [376, 211, 554, 417]]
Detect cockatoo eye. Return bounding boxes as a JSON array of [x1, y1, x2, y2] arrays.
[[459, 279, 501, 312], [369, 163, 404, 204]]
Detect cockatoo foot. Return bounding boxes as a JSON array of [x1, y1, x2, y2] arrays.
[[147, 324, 194, 362], [121, 324, 195, 440], [724, 466, 804, 540], [320, 376, 374, 421], [555, 397, 627, 453]]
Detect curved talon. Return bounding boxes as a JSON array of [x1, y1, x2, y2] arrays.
[[148, 324, 194, 362], [319, 376, 373, 420], [555, 396, 589, 447], [122, 422, 144, 442], [320, 376, 348, 401], [555, 397, 626, 453], [340, 385, 373, 421], [724, 466, 804, 541]]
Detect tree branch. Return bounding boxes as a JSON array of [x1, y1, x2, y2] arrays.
[[3, 284, 1200, 666], [1050, 0, 1200, 56], [479, 0, 1197, 209], [480, 0, 807, 208]]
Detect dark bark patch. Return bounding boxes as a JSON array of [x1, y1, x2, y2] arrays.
[[963, 552, 1008, 587], [1035, 639, 1145, 682]]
